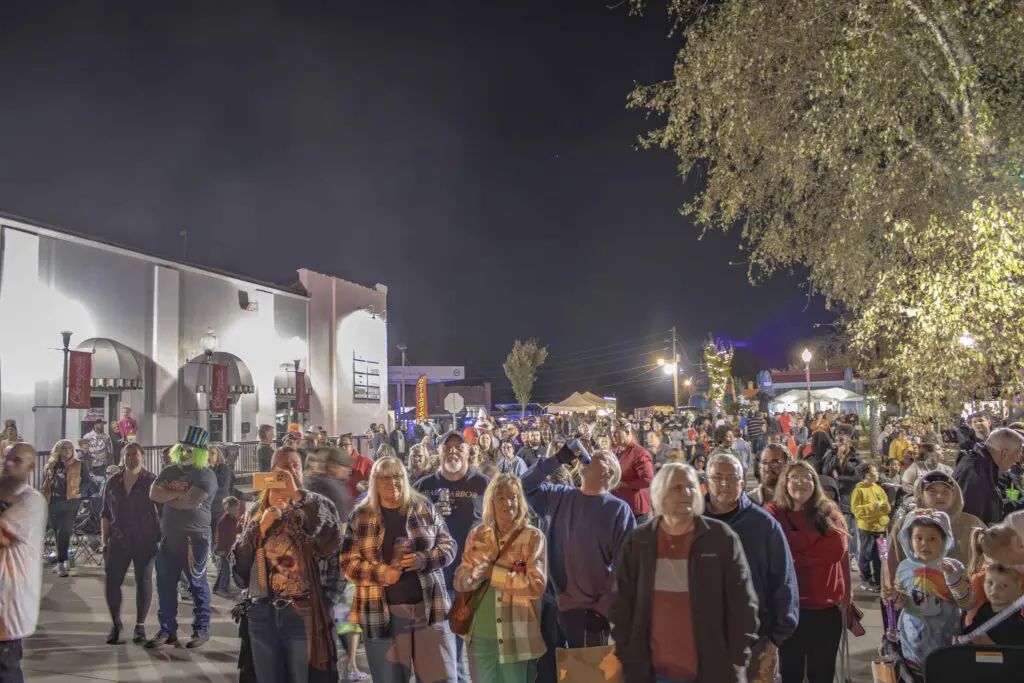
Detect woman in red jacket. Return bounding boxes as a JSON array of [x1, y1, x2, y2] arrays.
[[765, 460, 848, 683]]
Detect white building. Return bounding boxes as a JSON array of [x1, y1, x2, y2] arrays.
[[0, 216, 389, 450]]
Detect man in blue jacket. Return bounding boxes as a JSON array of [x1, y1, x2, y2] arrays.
[[705, 452, 799, 683]]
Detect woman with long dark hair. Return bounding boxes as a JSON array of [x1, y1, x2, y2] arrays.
[[231, 446, 343, 683], [765, 461, 848, 683], [41, 439, 92, 578]]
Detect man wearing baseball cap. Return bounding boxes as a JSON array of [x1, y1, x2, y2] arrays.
[[84, 418, 114, 477]]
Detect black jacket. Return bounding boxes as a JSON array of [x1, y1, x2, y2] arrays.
[[953, 442, 1002, 525], [609, 516, 759, 683], [820, 448, 863, 511]]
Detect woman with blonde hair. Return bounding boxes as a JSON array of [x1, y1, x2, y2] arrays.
[[765, 460, 848, 683], [454, 474, 547, 683], [42, 438, 93, 577], [339, 456, 458, 683], [231, 446, 343, 683]]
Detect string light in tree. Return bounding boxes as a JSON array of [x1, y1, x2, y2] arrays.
[[703, 337, 734, 415]]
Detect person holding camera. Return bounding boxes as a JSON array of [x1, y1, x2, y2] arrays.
[[232, 446, 343, 683], [340, 455, 458, 683]]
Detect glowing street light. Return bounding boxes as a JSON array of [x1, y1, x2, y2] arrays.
[[801, 348, 813, 413]]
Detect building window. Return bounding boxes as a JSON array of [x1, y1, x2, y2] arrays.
[[353, 355, 381, 402]]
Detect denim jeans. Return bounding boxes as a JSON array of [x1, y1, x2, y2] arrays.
[[858, 529, 883, 586], [843, 512, 859, 557], [212, 552, 232, 593], [155, 532, 211, 634], [47, 499, 80, 563], [446, 587, 471, 683], [0, 639, 24, 683], [364, 602, 457, 683], [247, 600, 310, 683]]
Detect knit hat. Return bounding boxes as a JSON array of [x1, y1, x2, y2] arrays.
[[180, 425, 209, 449]]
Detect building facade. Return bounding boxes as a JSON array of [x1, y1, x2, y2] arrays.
[[0, 217, 388, 450]]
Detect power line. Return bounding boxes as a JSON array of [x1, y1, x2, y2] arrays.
[[543, 330, 673, 361]]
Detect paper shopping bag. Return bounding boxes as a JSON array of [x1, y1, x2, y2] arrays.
[[556, 645, 624, 683], [872, 659, 897, 683]]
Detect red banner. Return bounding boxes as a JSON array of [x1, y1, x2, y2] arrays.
[[66, 351, 92, 409], [296, 371, 308, 412], [415, 375, 428, 421], [210, 363, 229, 413]]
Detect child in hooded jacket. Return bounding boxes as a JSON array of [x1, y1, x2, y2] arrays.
[[850, 462, 890, 592], [893, 508, 974, 674]]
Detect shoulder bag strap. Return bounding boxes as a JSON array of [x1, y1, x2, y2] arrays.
[[492, 526, 527, 567]]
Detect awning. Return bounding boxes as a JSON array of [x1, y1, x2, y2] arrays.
[[274, 366, 313, 397], [773, 388, 864, 405], [194, 352, 255, 394], [76, 338, 143, 390]]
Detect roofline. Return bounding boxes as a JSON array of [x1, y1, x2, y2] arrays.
[[0, 211, 309, 301]]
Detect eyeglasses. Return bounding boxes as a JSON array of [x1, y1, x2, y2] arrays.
[[708, 475, 740, 484], [761, 460, 786, 469], [788, 475, 815, 484]]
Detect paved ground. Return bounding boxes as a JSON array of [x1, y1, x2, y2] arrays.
[[23, 551, 883, 682]]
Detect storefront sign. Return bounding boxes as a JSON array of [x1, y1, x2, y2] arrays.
[[211, 363, 229, 413], [296, 371, 308, 412], [416, 374, 428, 421], [67, 351, 92, 409]]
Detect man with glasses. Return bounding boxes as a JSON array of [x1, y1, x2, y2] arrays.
[[749, 445, 788, 506], [705, 452, 798, 683]]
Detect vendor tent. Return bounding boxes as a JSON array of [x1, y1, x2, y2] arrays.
[[580, 392, 616, 411], [546, 392, 608, 414], [773, 388, 865, 406]]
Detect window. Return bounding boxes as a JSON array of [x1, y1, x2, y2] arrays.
[[353, 355, 381, 402]]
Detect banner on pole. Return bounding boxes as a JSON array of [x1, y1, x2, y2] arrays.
[[67, 351, 92, 409], [415, 375, 428, 421], [211, 364, 229, 413], [296, 371, 308, 412]]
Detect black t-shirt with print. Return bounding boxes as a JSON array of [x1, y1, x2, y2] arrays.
[[381, 506, 423, 605]]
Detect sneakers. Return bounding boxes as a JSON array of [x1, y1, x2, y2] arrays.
[[106, 625, 122, 645], [132, 625, 147, 645], [144, 631, 178, 649], [56, 562, 69, 578], [869, 583, 882, 593], [186, 631, 209, 649], [858, 582, 872, 592]]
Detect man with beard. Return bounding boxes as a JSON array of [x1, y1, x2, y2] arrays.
[[749, 445, 788, 506], [413, 431, 489, 683], [516, 426, 544, 469], [901, 442, 953, 494], [0, 443, 46, 682], [146, 426, 219, 650], [957, 412, 991, 466]]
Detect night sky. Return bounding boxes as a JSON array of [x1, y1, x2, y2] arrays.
[[0, 1, 828, 408]]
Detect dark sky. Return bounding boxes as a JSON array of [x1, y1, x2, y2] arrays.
[[0, 1, 828, 408]]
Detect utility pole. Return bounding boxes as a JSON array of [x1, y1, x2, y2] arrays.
[[671, 326, 680, 411]]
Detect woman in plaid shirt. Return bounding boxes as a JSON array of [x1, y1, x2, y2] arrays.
[[455, 473, 547, 683], [339, 456, 458, 683]]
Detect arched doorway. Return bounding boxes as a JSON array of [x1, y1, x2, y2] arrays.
[[75, 337, 145, 441], [182, 351, 255, 443]]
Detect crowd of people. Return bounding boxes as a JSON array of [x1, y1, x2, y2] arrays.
[[2, 406, 1024, 683]]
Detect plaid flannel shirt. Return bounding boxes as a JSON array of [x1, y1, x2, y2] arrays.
[[339, 498, 455, 639], [454, 523, 548, 663]]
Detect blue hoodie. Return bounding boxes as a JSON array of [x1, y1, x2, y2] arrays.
[[706, 492, 799, 646], [894, 508, 974, 667]]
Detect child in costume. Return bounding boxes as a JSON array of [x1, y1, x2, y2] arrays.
[[893, 508, 974, 675]]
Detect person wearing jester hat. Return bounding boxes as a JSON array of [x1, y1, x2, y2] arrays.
[[146, 425, 219, 649]]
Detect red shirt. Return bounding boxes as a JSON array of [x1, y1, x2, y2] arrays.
[[347, 453, 374, 500], [116, 416, 138, 439], [766, 503, 847, 609], [214, 512, 239, 553], [612, 441, 654, 516], [651, 525, 697, 680]]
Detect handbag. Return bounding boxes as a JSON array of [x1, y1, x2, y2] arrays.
[[447, 526, 525, 636], [556, 644, 623, 683]]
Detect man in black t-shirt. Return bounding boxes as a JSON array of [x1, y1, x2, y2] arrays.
[[146, 426, 219, 650]]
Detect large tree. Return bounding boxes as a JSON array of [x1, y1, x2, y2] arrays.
[[503, 339, 549, 418], [632, 0, 1024, 416]]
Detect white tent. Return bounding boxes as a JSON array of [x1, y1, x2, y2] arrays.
[[773, 388, 864, 406], [546, 392, 610, 414]]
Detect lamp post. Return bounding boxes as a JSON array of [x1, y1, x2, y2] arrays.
[[397, 343, 408, 425], [60, 331, 72, 439], [200, 328, 218, 434], [801, 348, 813, 416], [293, 358, 301, 424]]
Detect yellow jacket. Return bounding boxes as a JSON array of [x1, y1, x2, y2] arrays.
[[851, 481, 891, 532], [888, 438, 910, 463]]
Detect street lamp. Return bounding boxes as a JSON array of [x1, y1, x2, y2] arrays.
[[60, 331, 72, 439], [293, 359, 302, 424], [201, 328, 218, 433], [397, 343, 408, 425], [801, 348, 813, 415]]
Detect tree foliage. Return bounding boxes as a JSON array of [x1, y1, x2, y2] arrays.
[[503, 339, 549, 418], [633, 0, 1024, 417]]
